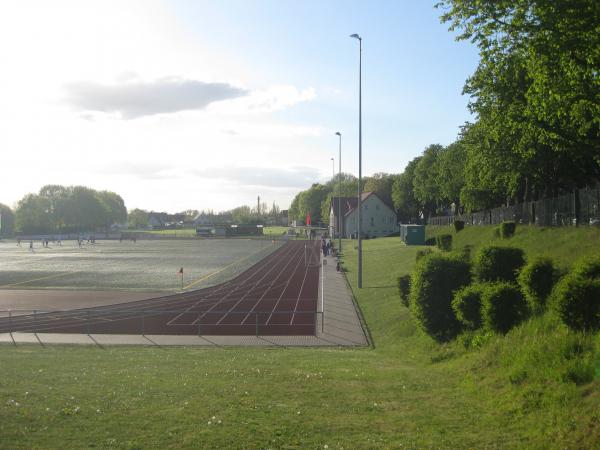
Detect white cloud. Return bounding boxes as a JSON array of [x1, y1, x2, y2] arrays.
[[64, 78, 248, 119]]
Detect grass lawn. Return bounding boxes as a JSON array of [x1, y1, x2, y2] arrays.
[[0, 232, 599, 448]]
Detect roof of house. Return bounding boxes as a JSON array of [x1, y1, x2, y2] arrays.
[[330, 192, 396, 218]]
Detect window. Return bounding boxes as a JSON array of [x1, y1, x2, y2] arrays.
[[370, 217, 374, 226]]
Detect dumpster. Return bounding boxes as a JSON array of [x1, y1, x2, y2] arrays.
[[400, 224, 425, 245]]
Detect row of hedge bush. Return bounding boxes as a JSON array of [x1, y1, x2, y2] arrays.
[[398, 246, 600, 342]]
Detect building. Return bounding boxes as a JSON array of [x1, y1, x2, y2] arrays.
[[329, 192, 398, 238]]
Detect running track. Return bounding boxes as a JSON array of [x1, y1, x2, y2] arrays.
[[0, 240, 321, 336]]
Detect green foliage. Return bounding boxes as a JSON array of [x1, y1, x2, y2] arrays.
[[453, 220, 465, 232], [500, 221, 516, 238], [15, 185, 127, 234], [425, 237, 436, 246], [397, 274, 411, 307], [415, 248, 433, 262], [452, 284, 485, 330], [127, 209, 149, 229], [518, 257, 557, 312], [553, 275, 600, 332], [481, 282, 529, 334], [474, 246, 525, 283], [0, 203, 15, 235], [438, 0, 600, 203], [409, 254, 472, 342], [571, 256, 600, 280], [392, 157, 421, 222], [436, 234, 452, 251], [363, 173, 395, 208]]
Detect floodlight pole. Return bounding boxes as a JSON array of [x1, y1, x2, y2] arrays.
[[335, 132, 342, 253], [350, 33, 363, 288]]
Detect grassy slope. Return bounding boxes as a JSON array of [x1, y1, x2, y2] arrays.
[[0, 230, 599, 448], [426, 224, 600, 269]]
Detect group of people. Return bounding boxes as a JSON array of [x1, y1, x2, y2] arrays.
[[321, 236, 332, 257]]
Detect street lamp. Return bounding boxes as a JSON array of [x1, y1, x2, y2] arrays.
[[350, 33, 363, 288], [335, 131, 342, 253], [331, 157, 335, 180]]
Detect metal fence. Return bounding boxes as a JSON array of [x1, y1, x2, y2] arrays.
[[0, 309, 324, 337], [428, 186, 600, 227]]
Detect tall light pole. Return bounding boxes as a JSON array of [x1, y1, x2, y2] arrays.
[[331, 157, 335, 180], [350, 33, 363, 288], [335, 131, 342, 253]]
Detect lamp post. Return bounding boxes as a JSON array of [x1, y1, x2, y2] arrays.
[[350, 33, 363, 288], [335, 131, 342, 253], [331, 157, 335, 180]]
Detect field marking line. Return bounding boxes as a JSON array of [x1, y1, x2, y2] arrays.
[[0, 271, 82, 288], [182, 244, 275, 290]]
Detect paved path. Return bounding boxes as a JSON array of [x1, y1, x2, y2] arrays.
[[0, 252, 368, 347]]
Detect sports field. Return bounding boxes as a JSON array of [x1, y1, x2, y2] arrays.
[[0, 238, 280, 292]]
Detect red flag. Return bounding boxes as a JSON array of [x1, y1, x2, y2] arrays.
[[177, 267, 183, 274], [306, 213, 311, 226]]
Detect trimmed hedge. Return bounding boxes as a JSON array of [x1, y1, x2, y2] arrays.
[[454, 220, 465, 232], [571, 256, 600, 280], [410, 254, 472, 342], [452, 284, 485, 330], [436, 234, 453, 251], [481, 282, 529, 334], [500, 221, 517, 238], [474, 246, 525, 283], [397, 274, 411, 308], [553, 275, 600, 332], [518, 257, 557, 312], [425, 237, 437, 246], [415, 249, 433, 262]]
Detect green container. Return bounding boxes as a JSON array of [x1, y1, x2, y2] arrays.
[[400, 224, 425, 245]]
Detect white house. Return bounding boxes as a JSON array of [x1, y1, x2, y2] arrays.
[[329, 192, 398, 238]]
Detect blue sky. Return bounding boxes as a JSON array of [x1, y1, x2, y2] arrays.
[[173, 0, 478, 173], [0, 1, 479, 212]]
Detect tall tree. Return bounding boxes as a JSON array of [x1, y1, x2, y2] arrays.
[[0, 203, 15, 235]]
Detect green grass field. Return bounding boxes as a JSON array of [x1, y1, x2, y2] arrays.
[[0, 229, 599, 448], [0, 239, 280, 292]]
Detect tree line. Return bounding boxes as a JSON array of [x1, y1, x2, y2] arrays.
[[1, 185, 127, 235], [290, 0, 599, 224]]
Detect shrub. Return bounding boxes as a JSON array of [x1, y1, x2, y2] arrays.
[[500, 221, 517, 238], [553, 275, 600, 332], [452, 284, 485, 330], [474, 246, 526, 283], [571, 256, 600, 280], [409, 254, 472, 342], [425, 237, 436, 246], [415, 248, 433, 262], [518, 257, 557, 313], [436, 234, 453, 251], [397, 274, 411, 307], [481, 282, 529, 334], [453, 245, 472, 263], [493, 227, 501, 238], [453, 220, 465, 232]]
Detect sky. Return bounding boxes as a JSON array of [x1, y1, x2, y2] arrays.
[[0, 0, 479, 213]]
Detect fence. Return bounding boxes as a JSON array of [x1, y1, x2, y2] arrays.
[[428, 186, 600, 227], [0, 309, 324, 337]]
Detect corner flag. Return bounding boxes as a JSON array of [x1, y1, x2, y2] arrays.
[[306, 213, 311, 226]]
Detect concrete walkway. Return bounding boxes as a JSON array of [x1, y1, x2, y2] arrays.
[[0, 252, 368, 348]]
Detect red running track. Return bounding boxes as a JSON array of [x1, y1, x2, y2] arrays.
[[0, 240, 321, 336]]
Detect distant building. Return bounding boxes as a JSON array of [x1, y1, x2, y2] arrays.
[[329, 192, 398, 238]]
